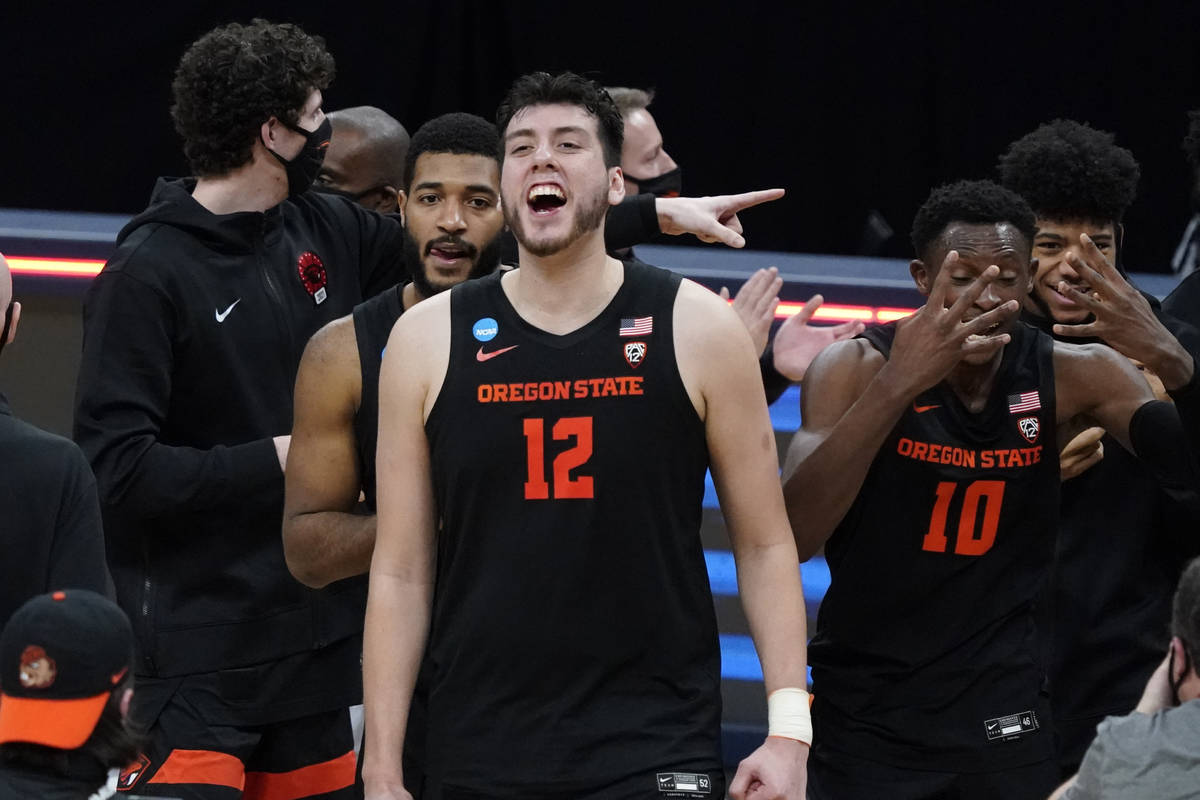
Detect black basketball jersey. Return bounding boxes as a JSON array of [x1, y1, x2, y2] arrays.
[[352, 284, 404, 511], [810, 321, 1060, 772], [422, 262, 720, 795]]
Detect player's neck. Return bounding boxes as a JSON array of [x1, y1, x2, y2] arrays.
[[506, 234, 622, 335], [945, 349, 1005, 413], [193, 151, 289, 215]]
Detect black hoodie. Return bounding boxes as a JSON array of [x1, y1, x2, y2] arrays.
[[73, 178, 404, 685]]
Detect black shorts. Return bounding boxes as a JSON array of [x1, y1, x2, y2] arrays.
[[118, 687, 357, 799], [807, 742, 1058, 800]]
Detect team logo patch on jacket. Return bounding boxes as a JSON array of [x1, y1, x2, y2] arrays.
[[118, 753, 152, 790], [624, 341, 647, 368], [297, 251, 328, 305], [1018, 416, 1039, 443]]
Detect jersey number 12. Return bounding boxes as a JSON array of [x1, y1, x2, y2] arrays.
[[523, 416, 594, 499], [921, 480, 1005, 556]]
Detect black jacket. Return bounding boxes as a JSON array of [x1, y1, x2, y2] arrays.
[[0, 392, 109, 627], [73, 178, 404, 678]]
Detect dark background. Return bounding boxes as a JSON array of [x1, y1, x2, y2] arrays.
[[7, 2, 1200, 271]]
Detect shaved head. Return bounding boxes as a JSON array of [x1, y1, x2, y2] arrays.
[[0, 254, 10, 310], [0, 253, 18, 356], [325, 106, 410, 187]]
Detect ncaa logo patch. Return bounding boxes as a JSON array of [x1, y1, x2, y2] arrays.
[[624, 341, 647, 368], [473, 317, 499, 342], [1018, 416, 1039, 443]]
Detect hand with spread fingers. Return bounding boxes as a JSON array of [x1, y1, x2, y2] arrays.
[[1059, 425, 1105, 481], [772, 294, 866, 382], [720, 267, 783, 356], [885, 253, 1020, 396], [1052, 234, 1194, 390], [657, 189, 785, 248]]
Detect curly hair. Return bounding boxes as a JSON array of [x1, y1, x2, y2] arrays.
[[911, 180, 1036, 260], [170, 19, 335, 177], [998, 119, 1140, 225], [404, 113, 499, 190], [495, 72, 624, 168]]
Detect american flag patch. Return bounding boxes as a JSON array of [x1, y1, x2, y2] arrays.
[[619, 316, 653, 336], [1007, 391, 1041, 414]]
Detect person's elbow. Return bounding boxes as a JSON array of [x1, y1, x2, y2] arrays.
[[282, 517, 331, 589]]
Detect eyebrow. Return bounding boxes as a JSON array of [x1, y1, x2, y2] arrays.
[[413, 181, 497, 196], [505, 125, 591, 141]]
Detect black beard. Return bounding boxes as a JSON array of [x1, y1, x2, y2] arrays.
[[402, 232, 503, 300], [504, 185, 609, 257]]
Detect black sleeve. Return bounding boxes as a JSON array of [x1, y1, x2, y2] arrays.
[[1129, 400, 1200, 514], [354, 207, 408, 299], [1147, 297, 1200, 455], [47, 446, 112, 597], [74, 271, 283, 519], [605, 194, 660, 251], [760, 341, 792, 405]]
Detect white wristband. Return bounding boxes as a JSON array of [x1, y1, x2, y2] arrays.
[[767, 687, 813, 745]]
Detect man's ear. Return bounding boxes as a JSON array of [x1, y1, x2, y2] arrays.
[[6, 301, 20, 345], [397, 190, 407, 226], [260, 116, 285, 154], [910, 259, 932, 296], [370, 186, 400, 215], [608, 167, 626, 206], [1026, 258, 1037, 295], [1171, 636, 1190, 684]]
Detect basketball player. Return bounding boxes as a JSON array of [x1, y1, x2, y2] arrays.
[[784, 180, 1198, 799], [363, 72, 810, 799]]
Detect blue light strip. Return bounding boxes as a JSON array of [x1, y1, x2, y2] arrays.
[[719, 634, 813, 684]]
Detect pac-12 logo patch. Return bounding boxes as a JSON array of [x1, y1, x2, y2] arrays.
[[118, 753, 152, 790], [473, 317, 498, 342], [1018, 415, 1039, 443], [624, 341, 647, 368]]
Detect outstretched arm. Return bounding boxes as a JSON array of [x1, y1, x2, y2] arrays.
[[282, 317, 375, 588], [674, 280, 808, 799], [362, 299, 449, 800], [657, 189, 786, 248]]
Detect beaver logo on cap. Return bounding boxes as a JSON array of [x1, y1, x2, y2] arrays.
[[18, 645, 56, 689]]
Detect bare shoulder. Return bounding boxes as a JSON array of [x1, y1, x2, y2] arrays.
[[382, 288, 452, 416], [298, 313, 361, 405], [1052, 339, 1129, 383], [804, 336, 884, 390], [673, 277, 748, 350]]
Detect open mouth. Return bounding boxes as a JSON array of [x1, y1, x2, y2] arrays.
[[527, 184, 566, 215], [426, 237, 476, 265], [964, 321, 1003, 343], [1049, 282, 1089, 305]]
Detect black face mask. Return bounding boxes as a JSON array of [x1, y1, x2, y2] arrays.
[[0, 300, 13, 359], [625, 165, 682, 198], [268, 117, 333, 197]]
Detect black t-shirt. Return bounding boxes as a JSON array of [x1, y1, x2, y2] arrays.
[[810, 321, 1059, 772], [422, 262, 719, 794], [0, 393, 109, 628]]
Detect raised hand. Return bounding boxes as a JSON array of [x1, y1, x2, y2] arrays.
[[886, 253, 1018, 397], [720, 267, 783, 355], [773, 294, 866, 381], [1052, 234, 1193, 390], [657, 189, 785, 248]]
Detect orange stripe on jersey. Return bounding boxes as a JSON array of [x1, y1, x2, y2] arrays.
[[242, 749, 356, 800], [147, 748, 245, 790]]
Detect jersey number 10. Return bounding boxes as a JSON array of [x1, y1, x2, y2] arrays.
[[523, 417, 594, 500], [921, 480, 1005, 556]]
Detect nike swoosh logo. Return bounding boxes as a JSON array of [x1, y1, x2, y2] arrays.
[[913, 402, 940, 413], [476, 344, 519, 362], [215, 299, 241, 322]]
